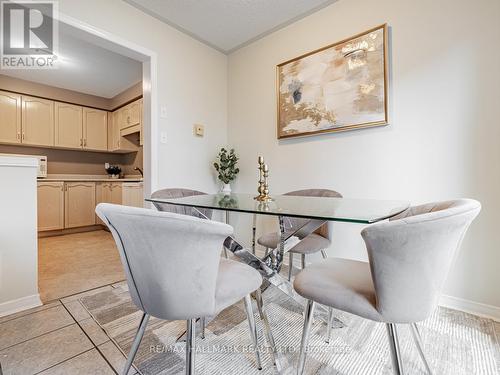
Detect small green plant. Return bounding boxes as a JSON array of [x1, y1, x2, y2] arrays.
[[213, 148, 239, 184]]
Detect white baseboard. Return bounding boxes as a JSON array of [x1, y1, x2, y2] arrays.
[[0, 294, 42, 318], [439, 295, 500, 322]]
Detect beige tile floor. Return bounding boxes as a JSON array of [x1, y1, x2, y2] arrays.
[[0, 283, 134, 375], [0, 231, 129, 374], [38, 230, 126, 302]]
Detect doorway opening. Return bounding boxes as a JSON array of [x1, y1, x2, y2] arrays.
[[1, 14, 157, 302]]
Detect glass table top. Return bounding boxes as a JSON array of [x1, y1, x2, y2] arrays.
[[146, 193, 410, 224]]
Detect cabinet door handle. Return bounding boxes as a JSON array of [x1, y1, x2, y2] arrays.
[[22, 133, 25, 140], [84, 139, 87, 147], [127, 116, 130, 124], [80, 138, 83, 147], [16, 132, 20, 140]]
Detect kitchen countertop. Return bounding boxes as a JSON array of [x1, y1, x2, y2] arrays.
[[39, 174, 143, 182]]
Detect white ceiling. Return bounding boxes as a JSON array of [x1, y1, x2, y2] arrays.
[[124, 0, 338, 53], [0, 23, 143, 98]]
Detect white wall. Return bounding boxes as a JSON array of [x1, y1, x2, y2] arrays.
[[228, 0, 500, 312], [0, 157, 41, 316], [58, 0, 227, 193]]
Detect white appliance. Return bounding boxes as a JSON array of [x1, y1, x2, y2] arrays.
[[0, 154, 47, 178]]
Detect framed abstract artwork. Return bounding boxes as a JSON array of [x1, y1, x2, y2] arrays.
[[277, 24, 389, 139]]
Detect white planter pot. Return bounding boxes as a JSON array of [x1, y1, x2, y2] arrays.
[[221, 183, 231, 195]]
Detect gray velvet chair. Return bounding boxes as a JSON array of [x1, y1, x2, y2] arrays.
[[151, 188, 226, 262], [96, 203, 263, 375], [293, 199, 481, 375], [151, 188, 213, 219], [257, 189, 342, 281]]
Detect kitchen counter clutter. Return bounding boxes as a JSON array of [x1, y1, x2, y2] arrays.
[[41, 174, 143, 182], [37, 175, 144, 234]]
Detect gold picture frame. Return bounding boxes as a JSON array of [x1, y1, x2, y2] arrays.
[[276, 24, 389, 139]]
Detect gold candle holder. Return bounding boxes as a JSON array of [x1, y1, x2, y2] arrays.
[[255, 156, 273, 201]]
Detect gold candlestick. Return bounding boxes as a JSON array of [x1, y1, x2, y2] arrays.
[[255, 156, 273, 201]]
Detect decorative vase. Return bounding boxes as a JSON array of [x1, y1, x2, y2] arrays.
[[221, 183, 231, 195]]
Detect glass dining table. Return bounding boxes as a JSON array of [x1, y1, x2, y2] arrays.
[[146, 193, 409, 371]]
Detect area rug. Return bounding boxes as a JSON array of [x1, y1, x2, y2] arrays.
[[80, 282, 499, 375]]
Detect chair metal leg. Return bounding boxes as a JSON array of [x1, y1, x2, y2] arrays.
[[186, 319, 196, 375], [200, 317, 206, 339], [264, 247, 269, 257], [243, 295, 262, 370], [301, 254, 306, 269], [410, 323, 433, 375], [320, 249, 328, 259], [386, 323, 404, 375], [297, 300, 315, 375], [288, 252, 294, 281], [252, 214, 257, 255], [122, 313, 149, 375], [325, 307, 334, 343], [255, 287, 281, 371]]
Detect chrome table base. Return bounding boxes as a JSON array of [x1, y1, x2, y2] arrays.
[[192, 207, 342, 373]]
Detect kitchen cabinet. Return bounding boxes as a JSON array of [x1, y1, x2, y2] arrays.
[[122, 182, 144, 208], [83, 108, 108, 151], [95, 182, 122, 224], [64, 182, 96, 228], [118, 105, 129, 130], [119, 99, 142, 137], [128, 99, 142, 128], [21, 96, 54, 147], [37, 182, 64, 231], [108, 108, 136, 153], [54, 102, 83, 149], [0, 91, 22, 144]]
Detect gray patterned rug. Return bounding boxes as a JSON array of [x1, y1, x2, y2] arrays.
[[80, 282, 499, 375]]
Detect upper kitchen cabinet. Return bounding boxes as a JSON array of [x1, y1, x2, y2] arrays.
[[21, 95, 54, 147], [118, 98, 143, 137], [128, 99, 142, 128], [0, 91, 22, 144], [108, 107, 137, 153], [83, 108, 108, 151], [55, 102, 83, 149]]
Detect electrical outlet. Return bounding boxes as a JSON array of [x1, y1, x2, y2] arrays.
[[194, 124, 204, 137]]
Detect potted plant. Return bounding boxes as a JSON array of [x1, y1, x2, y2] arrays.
[[213, 148, 239, 194], [105, 164, 122, 179]]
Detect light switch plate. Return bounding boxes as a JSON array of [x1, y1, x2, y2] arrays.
[[160, 105, 167, 118], [160, 131, 167, 144], [194, 124, 204, 137]]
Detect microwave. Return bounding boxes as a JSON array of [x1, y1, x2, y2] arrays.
[[0, 153, 47, 177]]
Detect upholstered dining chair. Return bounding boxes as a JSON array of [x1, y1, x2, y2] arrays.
[[257, 189, 342, 281], [151, 188, 226, 265], [151, 188, 213, 219], [293, 199, 481, 375], [96, 203, 263, 375]]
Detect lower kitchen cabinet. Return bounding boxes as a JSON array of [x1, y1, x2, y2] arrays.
[[37, 182, 64, 231], [38, 180, 143, 232], [64, 182, 96, 228], [95, 182, 122, 224], [122, 182, 144, 208]]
